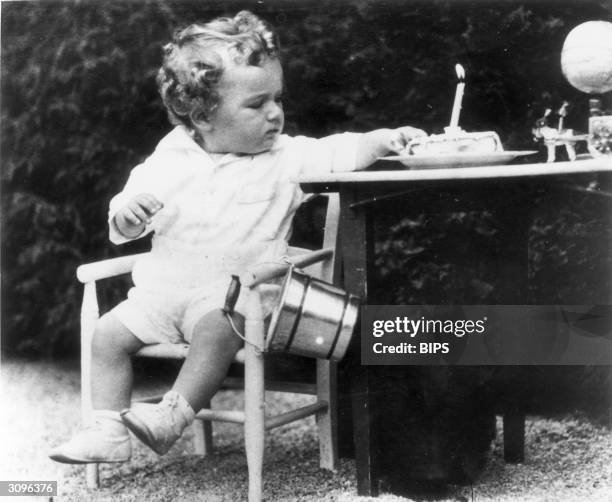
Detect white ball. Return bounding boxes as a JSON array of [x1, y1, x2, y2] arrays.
[[561, 21, 612, 93]]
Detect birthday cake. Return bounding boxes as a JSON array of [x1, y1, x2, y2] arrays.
[[405, 64, 503, 157], [406, 129, 503, 156]]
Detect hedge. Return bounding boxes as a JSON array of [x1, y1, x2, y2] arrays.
[[2, 0, 610, 357]]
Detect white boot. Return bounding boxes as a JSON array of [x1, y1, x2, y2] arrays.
[[120, 391, 195, 455], [49, 410, 131, 464]]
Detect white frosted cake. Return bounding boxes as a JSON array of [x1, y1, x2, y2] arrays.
[[407, 129, 503, 156]]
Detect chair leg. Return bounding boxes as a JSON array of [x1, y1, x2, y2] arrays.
[[86, 464, 100, 489], [81, 282, 100, 489], [316, 359, 338, 471], [192, 409, 213, 456], [244, 287, 265, 502]]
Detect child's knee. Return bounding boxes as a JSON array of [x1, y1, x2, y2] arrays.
[[191, 309, 244, 349], [92, 313, 142, 354]]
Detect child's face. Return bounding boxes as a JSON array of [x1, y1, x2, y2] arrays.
[[198, 55, 284, 155]]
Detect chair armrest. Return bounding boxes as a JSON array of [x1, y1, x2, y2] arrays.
[[240, 247, 333, 287], [76, 253, 149, 283], [134, 343, 190, 359]]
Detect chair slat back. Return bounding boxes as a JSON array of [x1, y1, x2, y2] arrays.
[[288, 193, 339, 281]]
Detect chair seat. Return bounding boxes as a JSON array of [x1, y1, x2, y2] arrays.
[[135, 343, 245, 363]]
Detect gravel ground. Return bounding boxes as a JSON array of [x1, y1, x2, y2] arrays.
[[1, 358, 611, 502]]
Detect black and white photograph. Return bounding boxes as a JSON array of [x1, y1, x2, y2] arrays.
[[1, 1, 611, 500]]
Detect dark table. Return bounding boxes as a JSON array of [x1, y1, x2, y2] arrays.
[[299, 157, 612, 496]]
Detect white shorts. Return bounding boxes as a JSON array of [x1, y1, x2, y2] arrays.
[[112, 237, 287, 344], [111, 281, 281, 345]]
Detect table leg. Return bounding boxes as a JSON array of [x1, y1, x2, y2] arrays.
[[350, 366, 379, 496], [503, 409, 526, 463], [496, 194, 533, 464], [339, 189, 379, 496]]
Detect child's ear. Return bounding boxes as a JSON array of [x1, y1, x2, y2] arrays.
[[190, 109, 213, 131]]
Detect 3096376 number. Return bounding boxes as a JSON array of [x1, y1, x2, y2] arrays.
[[0, 481, 57, 496]]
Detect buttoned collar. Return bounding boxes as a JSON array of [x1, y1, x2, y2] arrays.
[[156, 126, 285, 169], [211, 137, 285, 168]]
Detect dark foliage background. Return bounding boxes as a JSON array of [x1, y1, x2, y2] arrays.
[[1, 0, 610, 416]]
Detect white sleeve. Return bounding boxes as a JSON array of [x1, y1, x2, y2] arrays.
[[107, 157, 167, 245], [290, 132, 363, 175]]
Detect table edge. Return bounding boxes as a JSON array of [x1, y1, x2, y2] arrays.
[[297, 158, 611, 185]]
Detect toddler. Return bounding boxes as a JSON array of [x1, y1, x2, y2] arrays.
[[50, 10, 425, 463]]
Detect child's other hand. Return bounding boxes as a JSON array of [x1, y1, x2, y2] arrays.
[[388, 126, 427, 154], [115, 193, 164, 236]]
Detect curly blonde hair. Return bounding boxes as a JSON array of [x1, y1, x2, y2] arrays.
[[156, 11, 280, 131]]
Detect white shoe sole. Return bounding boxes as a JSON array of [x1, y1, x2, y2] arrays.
[[49, 450, 129, 464]]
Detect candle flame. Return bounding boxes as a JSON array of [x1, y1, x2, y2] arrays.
[[455, 63, 465, 81]]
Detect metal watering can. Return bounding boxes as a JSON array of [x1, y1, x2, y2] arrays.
[[266, 268, 360, 361], [224, 267, 360, 362]]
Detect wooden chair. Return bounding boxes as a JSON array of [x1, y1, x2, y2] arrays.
[[77, 194, 342, 502]]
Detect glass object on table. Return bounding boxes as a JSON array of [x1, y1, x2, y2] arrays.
[[588, 99, 612, 156]]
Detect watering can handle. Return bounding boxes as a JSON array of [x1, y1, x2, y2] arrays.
[[222, 275, 241, 315], [222, 275, 265, 353]]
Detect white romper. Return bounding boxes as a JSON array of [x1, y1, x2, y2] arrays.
[[108, 126, 361, 344]]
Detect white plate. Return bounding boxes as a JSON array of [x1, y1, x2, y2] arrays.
[[379, 150, 539, 169]]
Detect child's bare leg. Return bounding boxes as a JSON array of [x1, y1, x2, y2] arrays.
[[120, 309, 243, 455], [49, 313, 142, 464], [91, 312, 145, 411], [173, 309, 244, 412]]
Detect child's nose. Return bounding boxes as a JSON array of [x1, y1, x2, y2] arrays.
[[266, 102, 282, 121]]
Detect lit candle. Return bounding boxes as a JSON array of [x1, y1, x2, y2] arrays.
[[449, 64, 465, 130]]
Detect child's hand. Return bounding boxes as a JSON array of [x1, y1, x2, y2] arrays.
[[356, 126, 428, 170], [115, 193, 164, 238], [388, 126, 427, 154]]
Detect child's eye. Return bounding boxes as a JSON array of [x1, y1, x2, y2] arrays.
[[247, 100, 264, 109], [275, 95, 283, 104]]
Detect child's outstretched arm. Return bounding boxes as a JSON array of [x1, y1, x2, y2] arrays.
[[355, 126, 427, 170], [114, 193, 164, 239]]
